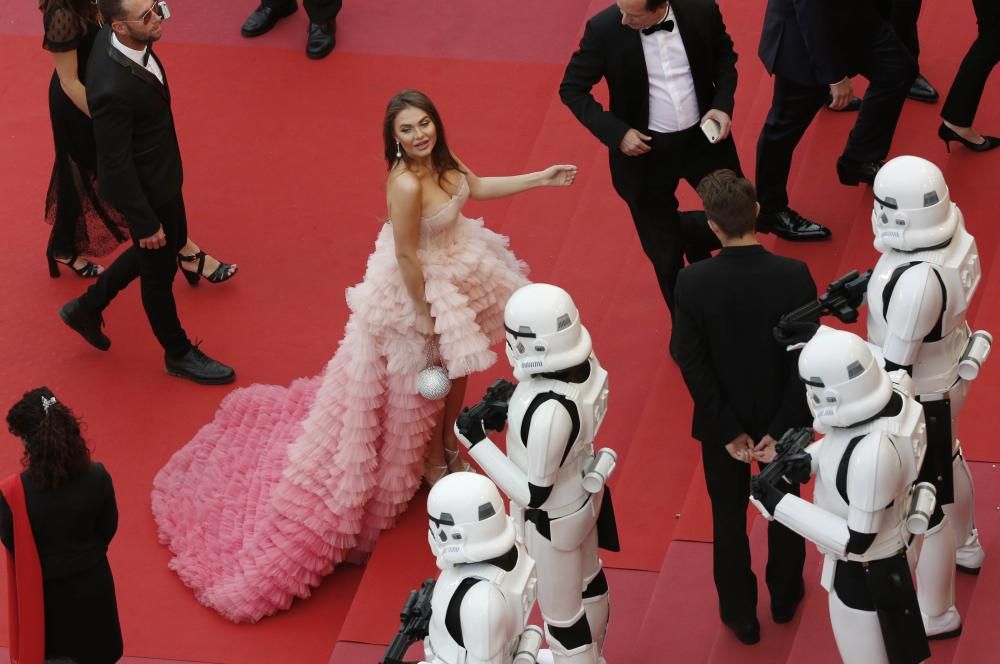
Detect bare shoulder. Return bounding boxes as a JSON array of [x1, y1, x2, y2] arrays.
[[387, 168, 422, 198]]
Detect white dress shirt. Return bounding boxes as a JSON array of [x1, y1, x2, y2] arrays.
[[639, 6, 700, 133], [111, 33, 164, 85]]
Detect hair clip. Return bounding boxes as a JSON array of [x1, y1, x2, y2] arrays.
[[42, 395, 58, 413]]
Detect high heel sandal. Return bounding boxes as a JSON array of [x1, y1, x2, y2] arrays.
[[47, 252, 102, 278], [445, 448, 475, 474], [177, 251, 238, 286], [938, 123, 1000, 153], [424, 460, 450, 487]]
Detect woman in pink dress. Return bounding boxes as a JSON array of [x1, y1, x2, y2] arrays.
[[152, 89, 577, 623]]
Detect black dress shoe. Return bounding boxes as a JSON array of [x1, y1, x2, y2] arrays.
[[306, 21, 336, 59], [772, 587, 805, 624], [826, 96, 862, 112], [724, 618, 761, 645], [241, 2, 297, 38], [836, 157, 883, 186], [757, 208, 832, 241], [165, 345, 236, 385], [908, 74, 939, 103], [59, 299, 110, 351]]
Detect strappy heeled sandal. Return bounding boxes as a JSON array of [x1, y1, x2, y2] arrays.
[[47, 253, 102, 279], [445, 447, 476, 474], [177, 251, 238, 286], [424, 460, 450, 487]]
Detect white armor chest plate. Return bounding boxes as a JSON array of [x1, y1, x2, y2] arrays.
[[505, 355, 609, 514], [426, 545, 537, 664], [812, 397, 925, 561], [867, 224, 980, 393]]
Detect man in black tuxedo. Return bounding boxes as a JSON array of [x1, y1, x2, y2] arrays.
[[670, 170, 814, 644], [756, 0, 916, 236], [240, 0, 342, 60], [876, 0, 939, 102], [561, 0, 778, 314], [59, 0, 234, 385]]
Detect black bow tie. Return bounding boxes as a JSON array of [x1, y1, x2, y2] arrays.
[[642, 19, 674, 35]]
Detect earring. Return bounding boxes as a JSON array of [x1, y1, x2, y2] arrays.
[[395, 141, 402, 159]]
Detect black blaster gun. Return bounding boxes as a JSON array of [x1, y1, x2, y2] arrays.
[[751, 427, 814, 493], [456, 378, 517, 442], [774, 269, 872, 345], [381, 578, 436, 664]]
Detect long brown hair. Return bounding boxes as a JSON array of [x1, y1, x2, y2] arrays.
[[7, 387, 92, 490], [383, 89, 462, 183]]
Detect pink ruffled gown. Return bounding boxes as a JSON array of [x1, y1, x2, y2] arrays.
[[152, 175, 528, 622]]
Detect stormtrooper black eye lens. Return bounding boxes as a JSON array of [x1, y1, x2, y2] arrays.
[[438, 530, 447, 542]]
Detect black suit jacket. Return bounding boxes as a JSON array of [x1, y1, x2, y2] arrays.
[[86, 27, 183, 239], [0, 463, 117, 580], [758, 0, 884, 86], [669, 245, 816, 447], [559, 2, 737, 194]]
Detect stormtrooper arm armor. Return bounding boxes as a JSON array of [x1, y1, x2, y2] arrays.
[[882, 263, 945, 371], [460, 582, 520, 664], [772, 432, 901, 557], [463, 435, 533, 508], [524, 400, 575, 507]]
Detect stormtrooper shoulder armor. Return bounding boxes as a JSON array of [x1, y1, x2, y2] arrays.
[[884, 263, 945, 343], [459, 580, 515, 662], [846, 432, 904, 516], [524, 397, 576, 491]]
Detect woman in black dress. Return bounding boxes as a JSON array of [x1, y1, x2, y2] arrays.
[[1, 387, 123, 663], [41, 0, 237, 283]]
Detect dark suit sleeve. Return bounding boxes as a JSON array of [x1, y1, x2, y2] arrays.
[[670, 271, 744, 447], [766, 263, 818, 439], [792, 0, 848, 84], [96, 465, 119, 546], [708, 2, 738, 116], [559, 20, 631, 149], [0, 493, 12, 555], [88, 89, 160, 239]]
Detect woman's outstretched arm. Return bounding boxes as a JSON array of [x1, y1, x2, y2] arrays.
[[454, 155, 577, 201]]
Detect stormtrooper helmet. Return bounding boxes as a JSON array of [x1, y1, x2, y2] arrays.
[[798, 327, 893, 432], [504, 284, 592, 380], [871, 156, 960, 252], [427, 472, 516, 569]]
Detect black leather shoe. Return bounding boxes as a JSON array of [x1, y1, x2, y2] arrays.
[[59, 299, 110, 351], [772, 587, 805, 624], [837, 157, 882, 186], [724, 618, 761, 645], [908, 74, 939, 103], [306, 21, 336, 59], [826, 95, 862, 112], [758, 208, 831, 241], [165, 345, 236, 385], [241, 2, 297, 38]]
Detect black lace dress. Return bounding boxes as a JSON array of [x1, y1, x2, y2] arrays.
[[43, 2, 128, 261]]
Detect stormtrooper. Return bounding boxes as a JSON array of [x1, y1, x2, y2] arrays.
[[422, 472, 545, 664], [867, 155, 992, 637], [751, 327, 931, 664], [454, 283, 619, 664]]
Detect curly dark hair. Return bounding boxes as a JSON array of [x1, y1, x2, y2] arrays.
[[383, 89, 463, 183], [7, 387, 91, 489]]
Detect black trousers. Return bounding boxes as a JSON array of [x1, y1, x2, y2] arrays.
[[79, 194, 192, 358], [701, 441, 805, 625], [941, 0, 1000, 127], [755, 23, 916, 214], [877, 0, 923, 60], [621, 126, 740, 312], [264, 0, 342, 22]]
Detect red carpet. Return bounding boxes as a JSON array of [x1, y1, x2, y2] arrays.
[[1, 1, 998, 662]]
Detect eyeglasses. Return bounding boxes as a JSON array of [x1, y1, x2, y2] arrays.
[[120, 1, 165, 25]]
